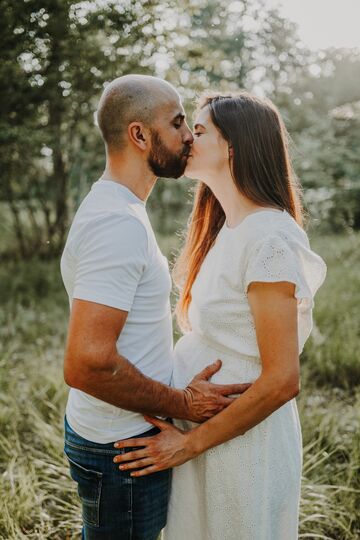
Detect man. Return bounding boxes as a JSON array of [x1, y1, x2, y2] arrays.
[[61, 75, 249, 540]]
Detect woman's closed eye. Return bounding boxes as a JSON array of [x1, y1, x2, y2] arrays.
[[194, 132, 202, 137]]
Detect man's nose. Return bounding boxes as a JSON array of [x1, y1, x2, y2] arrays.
[[183, 126, 194, 145]]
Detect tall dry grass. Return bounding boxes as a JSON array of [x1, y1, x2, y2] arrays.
[[0, 233, 359, 539]]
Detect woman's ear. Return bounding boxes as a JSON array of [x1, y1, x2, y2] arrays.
[[128, 122, 148, 150], [228, 145, 234, 157]]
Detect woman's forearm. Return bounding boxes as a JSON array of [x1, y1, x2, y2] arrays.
[[111, 371, 299, 477], [188, 373, 299, 456]]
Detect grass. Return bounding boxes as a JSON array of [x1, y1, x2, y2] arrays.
[[301, 232, 360, 389], [0, 232, 359, 539]]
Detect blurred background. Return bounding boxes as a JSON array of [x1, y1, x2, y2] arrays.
[[0, 1, 359, 538]]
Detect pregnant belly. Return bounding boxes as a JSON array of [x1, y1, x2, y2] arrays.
[[173, 332, 302, 456], [172, 332, 262, 390]]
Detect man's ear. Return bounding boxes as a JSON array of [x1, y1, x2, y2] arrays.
[[128, 122, 148, 150]]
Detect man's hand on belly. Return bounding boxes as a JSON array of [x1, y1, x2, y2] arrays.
[[183, 359, 252, 422], [64, 301, 251, 423]]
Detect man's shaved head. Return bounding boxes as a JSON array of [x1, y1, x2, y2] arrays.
[[97, 74, 180, 151]]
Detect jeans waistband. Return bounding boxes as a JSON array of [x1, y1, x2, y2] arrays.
[[64, 415, 160, 454]]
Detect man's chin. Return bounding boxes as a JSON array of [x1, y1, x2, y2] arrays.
[[172, 157, 190, 179]]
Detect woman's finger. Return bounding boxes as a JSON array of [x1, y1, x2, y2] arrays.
[[113, 448, 148, 463], [143, 415, 171, 429], [130, 464, 163, 477], [114, 437, 149, 449], [118, 457, 154, 471]]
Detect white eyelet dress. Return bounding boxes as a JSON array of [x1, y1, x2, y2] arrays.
[[164, 210, 326, 540]]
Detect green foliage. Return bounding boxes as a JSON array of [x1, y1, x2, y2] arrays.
[[1, 0, 360, 256], [164, 0, 308, 96], [0, 0, 331, 257], [0, 0, 166, 257], [289, 50, 360, 233]]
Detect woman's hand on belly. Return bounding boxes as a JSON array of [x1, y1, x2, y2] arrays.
[[113, 416, 198, 476]]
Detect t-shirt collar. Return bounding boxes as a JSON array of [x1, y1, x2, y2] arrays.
[[94, 178, 145, 205]]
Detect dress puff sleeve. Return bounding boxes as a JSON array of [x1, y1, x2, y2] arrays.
[[244, 231, 327, 308]]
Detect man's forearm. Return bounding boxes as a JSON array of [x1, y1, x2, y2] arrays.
[[69, 350, 188, 419]]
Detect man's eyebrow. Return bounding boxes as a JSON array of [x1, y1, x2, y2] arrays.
[[172, 113, 185, 122], [194, 123, 206, 130]]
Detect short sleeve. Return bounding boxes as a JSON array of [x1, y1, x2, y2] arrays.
[[72, 214, 148, 311], [244, 233, 326, 304]]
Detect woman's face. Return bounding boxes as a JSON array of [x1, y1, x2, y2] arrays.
[[185, 106, 230, 181]]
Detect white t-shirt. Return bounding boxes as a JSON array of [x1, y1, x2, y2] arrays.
[[61, 179, 173, 443]]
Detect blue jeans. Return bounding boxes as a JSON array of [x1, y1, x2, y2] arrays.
[[64, 417, 171, 540]]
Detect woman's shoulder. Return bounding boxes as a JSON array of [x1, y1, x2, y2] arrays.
[[241, 210, 326, 296], [266, 211, 307, 243], [225, 209, 308, 249]]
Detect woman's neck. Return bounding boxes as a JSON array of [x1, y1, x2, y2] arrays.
[[206, 173, 261, 228]]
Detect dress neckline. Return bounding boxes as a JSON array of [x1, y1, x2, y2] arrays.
[[223, 209, 286, 232]]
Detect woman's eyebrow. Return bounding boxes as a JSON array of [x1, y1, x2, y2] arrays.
[[194, 123, 206, 130]]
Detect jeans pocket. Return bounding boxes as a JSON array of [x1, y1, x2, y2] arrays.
[[66, 454, 103, 528]]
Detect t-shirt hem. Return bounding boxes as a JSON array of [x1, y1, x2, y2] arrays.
[[65, 411, 154, 444], [72, 291, 132, 312]]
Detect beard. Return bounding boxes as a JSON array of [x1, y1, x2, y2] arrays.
[[147, 129, 190, 178]]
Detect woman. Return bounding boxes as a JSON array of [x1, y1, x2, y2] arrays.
[[113, 92, 326, 539]]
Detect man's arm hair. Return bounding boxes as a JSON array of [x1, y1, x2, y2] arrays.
[[64, 299, 251, 422], [64, 299, 189, 419]]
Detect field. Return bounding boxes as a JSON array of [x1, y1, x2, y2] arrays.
[[0, 232, 359, 539]]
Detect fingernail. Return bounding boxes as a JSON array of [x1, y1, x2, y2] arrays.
[[114, 443, 119, 448]]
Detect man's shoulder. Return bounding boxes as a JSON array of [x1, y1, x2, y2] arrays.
[[75, 182, 137, 217], [63, 207, 150, 264], [70, 186, 148, 236], [73, 210, 148, 245]]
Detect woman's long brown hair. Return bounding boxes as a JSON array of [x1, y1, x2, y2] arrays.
[[173, 92, 303, 331]]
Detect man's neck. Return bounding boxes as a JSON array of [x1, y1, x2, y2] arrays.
[[103, 155, 157, 202]]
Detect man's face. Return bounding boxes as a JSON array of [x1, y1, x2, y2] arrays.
[[147, 99, 194, 178]]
